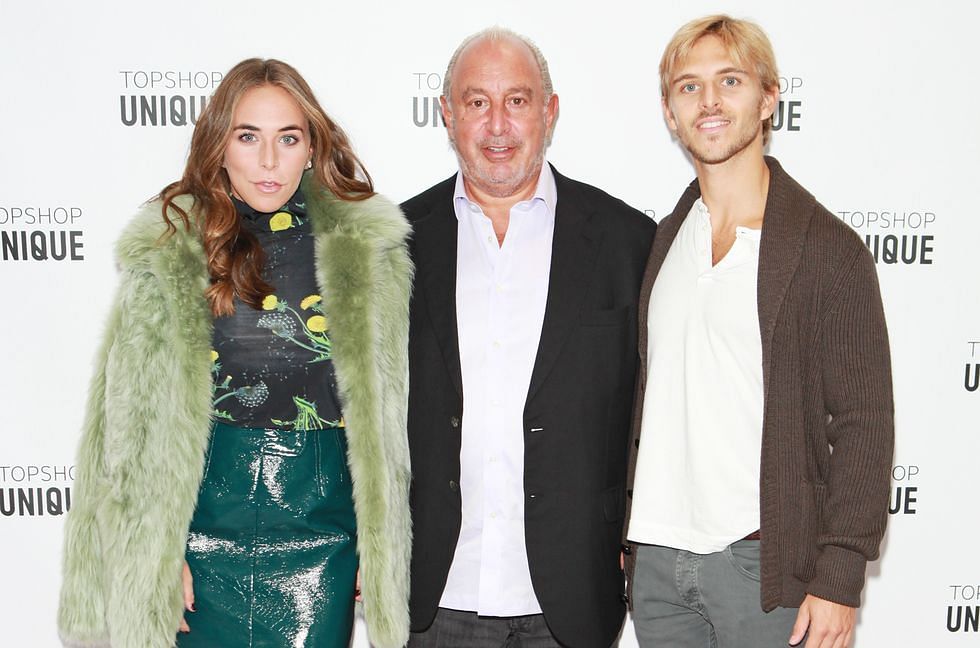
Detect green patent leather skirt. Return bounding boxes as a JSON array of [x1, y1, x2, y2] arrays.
[[177, 422, 357, 648]]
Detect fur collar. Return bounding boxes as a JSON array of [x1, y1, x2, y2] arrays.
[[116, 176, 410, 273]]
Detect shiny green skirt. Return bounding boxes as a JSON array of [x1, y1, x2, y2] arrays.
[[178, 422, 357, 648]]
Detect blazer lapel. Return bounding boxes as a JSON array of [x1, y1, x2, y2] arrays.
[[413, 182, 464, 399], [756, 156, 812, 396], [525, 169, 599, 405]]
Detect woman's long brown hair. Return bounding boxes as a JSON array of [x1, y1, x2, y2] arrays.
[[158, 58, 375, 316]]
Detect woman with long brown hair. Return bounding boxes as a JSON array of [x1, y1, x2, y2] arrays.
[[57, 58, 411, 648]]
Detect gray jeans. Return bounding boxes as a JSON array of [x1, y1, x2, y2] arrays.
[[631, 541, 799, 648], [408, 608, 566, 648]]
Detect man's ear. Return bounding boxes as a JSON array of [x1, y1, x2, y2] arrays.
[[759, 84, 779, 122], [662, 96, 678, 135], [440, 95, 453, 130], [545, 93, 559, 131]]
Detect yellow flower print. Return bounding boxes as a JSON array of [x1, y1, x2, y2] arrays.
[[210, 350, 219, 363], [300, 295, 322, 310], [269, 212, 293, 232], [262, 295, 279, 310], [307, 315, 328, 333]]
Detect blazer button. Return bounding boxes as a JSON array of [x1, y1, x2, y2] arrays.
[[621, 544, 632, 555], [620, 593, 630, 604], [634, 438, 640, 448], [450, 416, 460, 428], [449, 480, 458, 491], [627, 489, 633, 499]]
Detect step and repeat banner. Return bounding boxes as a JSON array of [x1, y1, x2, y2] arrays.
[[1, 0, 976, 645]]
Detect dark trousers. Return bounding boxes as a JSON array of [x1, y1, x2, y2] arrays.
[[408, 607, 567, 648]]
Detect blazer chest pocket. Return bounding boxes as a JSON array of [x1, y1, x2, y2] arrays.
[[580, 305, 631, 327]]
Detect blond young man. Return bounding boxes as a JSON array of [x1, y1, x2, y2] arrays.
[[623, 15, 893, 648]]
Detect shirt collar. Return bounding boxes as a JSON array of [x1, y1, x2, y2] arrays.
[[693, 197, 710, 219], [453, 162, 557, 219]]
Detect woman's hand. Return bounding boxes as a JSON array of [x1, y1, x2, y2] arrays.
[[178, 561, 195, 633]]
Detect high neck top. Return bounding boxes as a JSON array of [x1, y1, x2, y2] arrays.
[[209, 189, 345, 430]]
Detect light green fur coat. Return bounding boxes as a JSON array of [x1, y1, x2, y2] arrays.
[[58, 179, 413, 648]]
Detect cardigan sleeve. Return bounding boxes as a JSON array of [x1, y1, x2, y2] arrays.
[[809, 245, 894, 607]]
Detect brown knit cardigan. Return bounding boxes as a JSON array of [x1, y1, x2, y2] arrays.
[[624, 156, 894, 611]]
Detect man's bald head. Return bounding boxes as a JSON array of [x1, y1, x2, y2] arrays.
[[442, 26, 554, 109]]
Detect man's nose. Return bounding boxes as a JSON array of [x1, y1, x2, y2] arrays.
[[487, 103, 508, 136], [700, 85, 720, 111]]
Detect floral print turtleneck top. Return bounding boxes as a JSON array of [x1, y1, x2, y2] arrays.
[[209, 190, 344, 430]]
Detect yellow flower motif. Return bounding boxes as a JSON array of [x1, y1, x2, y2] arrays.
[[338, 417, 346, 428], [269, 212, 293, 232], [300, 294, 322, 310], [307, 315, 328, 333], [210, 350, 219, 363], [262, 295, 278, 310]]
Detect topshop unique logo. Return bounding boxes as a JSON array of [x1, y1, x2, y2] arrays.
[[889, 464, 918, 515], [0, 206, 84, 262], [771, 76, 805, 133], [0, 465, 75, 517], [837, 210, 937, 265], [965, 341, 979, 393], [947, 585, 980, 633], [412, 72, 445, 128], [119, 69, 223, 127]]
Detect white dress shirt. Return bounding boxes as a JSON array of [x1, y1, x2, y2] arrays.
[[628, 198, 765, 554], [439, 164, 557, 615]]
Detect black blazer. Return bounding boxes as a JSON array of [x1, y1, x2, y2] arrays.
[[403, 166, 656, 648]]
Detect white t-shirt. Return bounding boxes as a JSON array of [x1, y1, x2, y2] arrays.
[[628, 198, 764, 554]]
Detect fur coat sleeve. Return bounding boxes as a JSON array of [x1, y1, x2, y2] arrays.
[[58, 200, 216, 648]]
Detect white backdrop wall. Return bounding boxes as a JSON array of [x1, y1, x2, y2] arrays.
[[1, 0, 977, 645]]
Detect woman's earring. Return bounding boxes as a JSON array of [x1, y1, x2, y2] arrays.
[[305, 159, 313, 170]]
